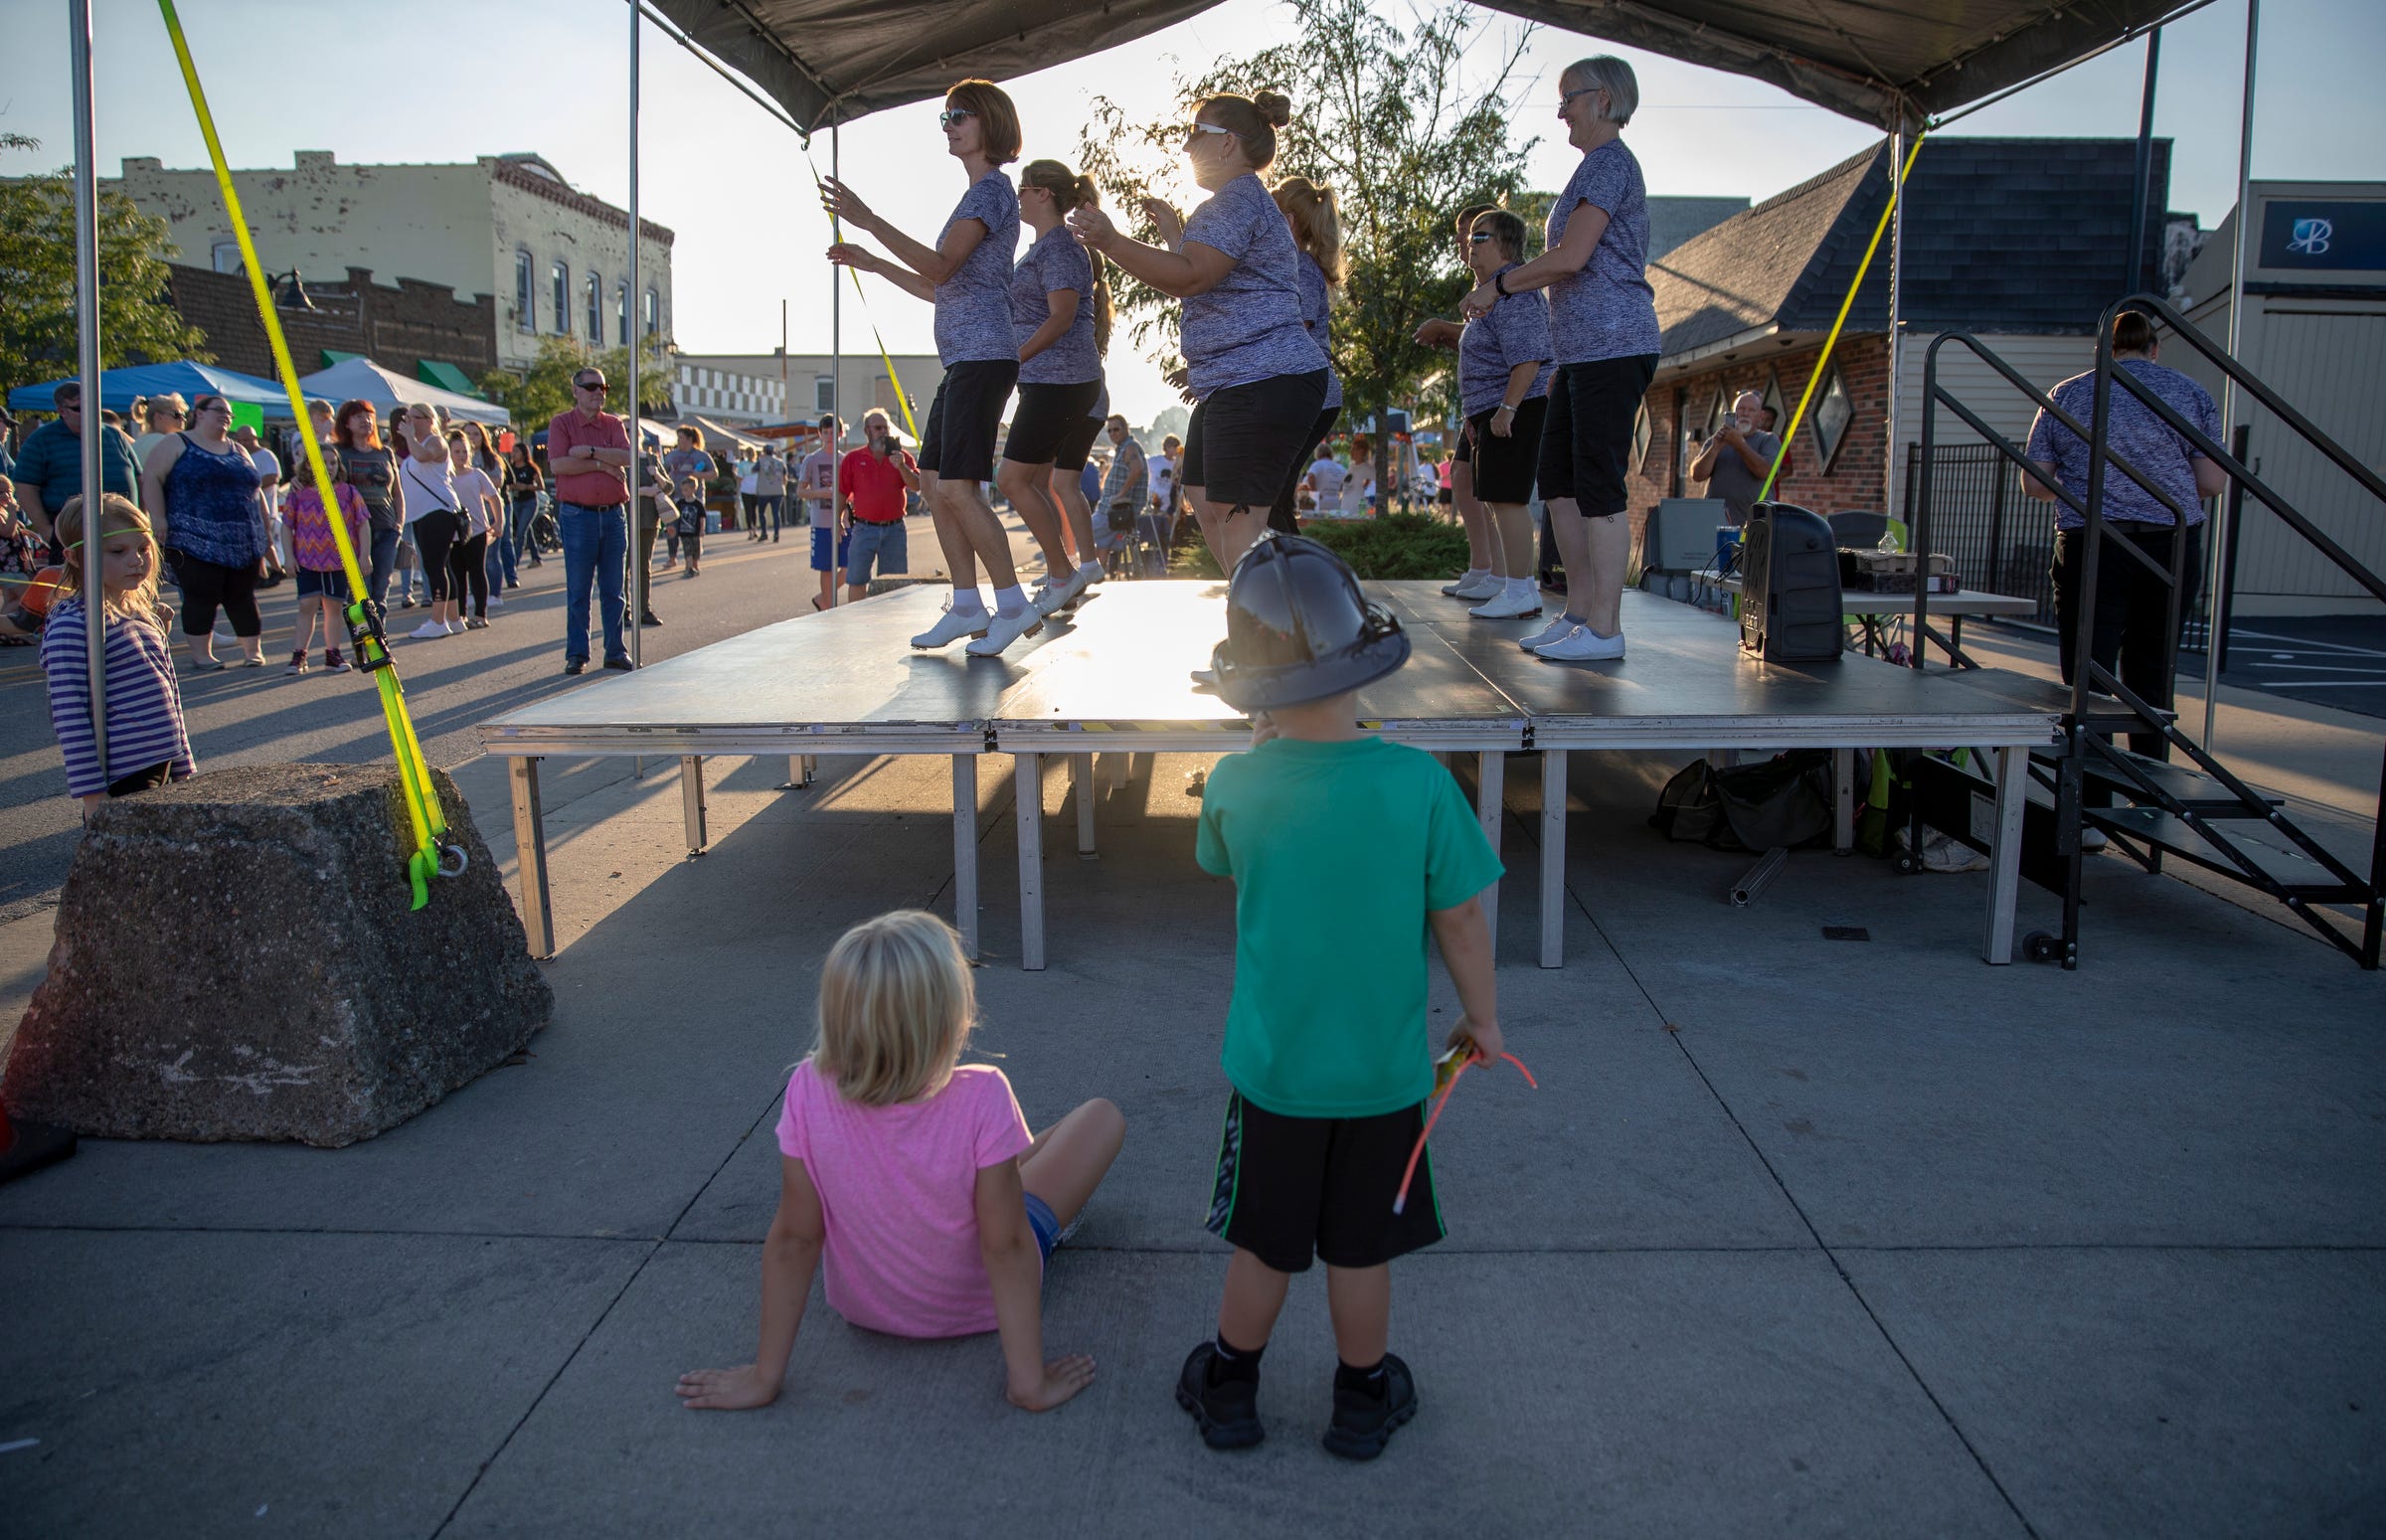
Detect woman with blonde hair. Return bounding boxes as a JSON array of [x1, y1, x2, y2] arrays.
[[999, 159, 1113, 614], [1266, 175, 1344, 536], [825, 80, 1042, 657]]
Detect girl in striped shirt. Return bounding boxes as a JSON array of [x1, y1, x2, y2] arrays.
[[41, 493, 195, 816]]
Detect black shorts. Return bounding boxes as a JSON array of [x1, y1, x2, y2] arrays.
[[1537, 355, 1657, 515], [1451, 427, 1472, 465], [1205, 1091, 1445, 1274], [1182, 370, 1330, 509], [1003, 379, 1103, 466], [1467, 396, 1549, 504], [1057, 392, 1108, 473], [920, 359, 1019, 483], [1268, 405, 1342, 535]]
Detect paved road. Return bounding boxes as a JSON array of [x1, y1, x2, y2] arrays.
[[0, 519, 961, 918]]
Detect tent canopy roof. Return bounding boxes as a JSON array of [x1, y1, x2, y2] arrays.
[[7, 360, 290, 415], [651, 0, 2194, 133], [296, 356, 510, 427]]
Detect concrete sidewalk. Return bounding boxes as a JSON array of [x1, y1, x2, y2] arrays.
[[2, 733, 2382, 1538]]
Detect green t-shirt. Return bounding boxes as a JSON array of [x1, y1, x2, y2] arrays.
[[1196, 736, 1504, 1118]]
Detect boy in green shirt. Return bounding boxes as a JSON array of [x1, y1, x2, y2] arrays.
[[1181, 533, 1505, 1461]]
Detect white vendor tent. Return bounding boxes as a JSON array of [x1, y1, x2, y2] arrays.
[[297, 357, 510, 428]]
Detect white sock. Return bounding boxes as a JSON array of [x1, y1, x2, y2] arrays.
[[1506, 577, 1537, 599], [948, 588, 986, 615], [1462, 567, 1490, 584], [993, 585, 1028, 615]]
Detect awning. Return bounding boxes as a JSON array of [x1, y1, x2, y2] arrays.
[[417, 359, 486, 399], [320, 350, 365, 369], [649, 0, 2199, 132], [6, 360, 291, 416]]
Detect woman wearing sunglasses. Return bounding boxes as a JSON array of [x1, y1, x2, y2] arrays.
[[1067, 90, 1328, 591], [1458, 56, 1659, 664], [823, 79, 1040, 657]]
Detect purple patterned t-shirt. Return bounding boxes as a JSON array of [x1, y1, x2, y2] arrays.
[[1012, 224, 1102, 385], [1296, 253, 1341, 411], [1179, 173, 1328, 399], [2026, 358, 2220, 531], [1545, 140, 1662, 365], [934, 171, 1021, 366], [1457, 265, 1554, 418]]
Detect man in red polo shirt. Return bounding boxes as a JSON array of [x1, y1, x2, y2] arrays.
[[546, 368, 634, 673], [836, 409, 918, 605]]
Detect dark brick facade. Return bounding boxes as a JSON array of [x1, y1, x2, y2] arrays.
[[163, 263, 497, 388]]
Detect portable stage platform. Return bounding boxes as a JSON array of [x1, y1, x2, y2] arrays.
[[477, 581, 2068, 970]]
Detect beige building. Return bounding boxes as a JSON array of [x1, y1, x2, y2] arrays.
[[101, 151, 673, 374], [676, 350, 943, 431]]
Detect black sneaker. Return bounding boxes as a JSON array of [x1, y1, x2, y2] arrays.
[[639, 611, 663, 627], [602, 656, 635, 671], [1175, 1342, 1264, 1451], [563, 658, 587, 675], [1320, 1353, 1416, 1461]]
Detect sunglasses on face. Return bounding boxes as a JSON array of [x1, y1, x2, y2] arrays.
[[937, 108, 976, 127], [576, 380, 607, 394], [1467, 231, 1497, 243], [1183, 122, 1235, 148]]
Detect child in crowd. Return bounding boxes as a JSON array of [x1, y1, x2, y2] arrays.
[[1183, 532, 1503, 1461], [41, 494, 195, 815], [672, 474, 706, 578], [282, 471, 369, 673], [678, 910, 1125, 1414]]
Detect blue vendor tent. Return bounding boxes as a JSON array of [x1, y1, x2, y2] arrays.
[[7, 360, 292, 416]]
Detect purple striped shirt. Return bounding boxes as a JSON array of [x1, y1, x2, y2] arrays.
[[41, 599, 196, 798]]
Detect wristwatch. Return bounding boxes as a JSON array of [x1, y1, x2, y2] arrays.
[[1492, 270, 1509, 297]]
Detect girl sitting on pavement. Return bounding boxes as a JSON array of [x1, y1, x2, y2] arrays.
[[41, 494, 194, 816], [678, 910, 1124, 1414]]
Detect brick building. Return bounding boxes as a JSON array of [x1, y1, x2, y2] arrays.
[[1626, 137, 2199, 584], [163, 264, 497, 390]]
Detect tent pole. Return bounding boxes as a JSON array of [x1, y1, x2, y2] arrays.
[[2127, 29, 2160, 292], [70, 0, 106, 770], [627, 0, 642, 671], [2204, 0, 2258, 750], [831, 117, 842, 448], [1885, 118, 1904, 538]]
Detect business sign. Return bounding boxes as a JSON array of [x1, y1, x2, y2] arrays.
[[2257, 199, 2386, 276]]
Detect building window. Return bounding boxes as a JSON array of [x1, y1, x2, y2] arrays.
[[585, 272, 602, 342], [551, 260, 570, 334], [211, 240, 243, 274], [1808, 362, 1853, 470], [1761, 372, 1787, 436], [615, 283, 629, 345], [515, 251, 535, 332], [814, 375, 834, 413], [1630, 402, 1652, 473], [1700, 388, 1729, 438], [643, 287, 659, 337]]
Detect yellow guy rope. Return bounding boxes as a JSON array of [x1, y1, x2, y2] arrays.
[[798, 147, 921, 439], [157, 0, 458, 911], [1759, 130, 1927, 501]]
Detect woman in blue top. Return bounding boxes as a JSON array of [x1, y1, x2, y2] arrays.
[[137, 393, 271, 669], [1266, 175, 1344, 537], [1068, 88, 1328, 580], [826, 79, 1041, 658], [998, 159, 1113, 617], [1455, 209, 1555, 621], [1459, 56, 1660, 664]]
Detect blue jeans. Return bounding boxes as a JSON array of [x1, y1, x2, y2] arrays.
[[488, 520, 518, 588], [755, 494, 784, 537], [510, 496, 542, 562], [368, 526, 401, 616], [558, 500, 628, 663]]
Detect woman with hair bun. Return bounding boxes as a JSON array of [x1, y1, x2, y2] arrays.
[[1267, 175, 1343, 536], [825, 79, 1042, 657], [1000, 159, 1113, 615], [1068, 88, 1328, 595]]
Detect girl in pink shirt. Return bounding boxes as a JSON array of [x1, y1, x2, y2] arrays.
[[678, 909, 1124, 1414]]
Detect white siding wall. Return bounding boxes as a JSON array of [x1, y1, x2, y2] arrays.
[[1897, 331, 2096, 488]]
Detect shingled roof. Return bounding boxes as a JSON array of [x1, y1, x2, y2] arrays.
[[1650, 136, 2173, 362]]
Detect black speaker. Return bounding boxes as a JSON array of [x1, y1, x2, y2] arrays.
[[1739, 501, 1843, 663]]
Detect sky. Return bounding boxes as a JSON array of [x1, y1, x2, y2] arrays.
[[5, 0, 2383, 429]]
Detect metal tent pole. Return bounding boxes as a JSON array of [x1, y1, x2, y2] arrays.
[[627, 0, 642, 671], [1885, 117, 1905, 539], [70, 0, 105, 767], [831, 117, 842, 445], [2127, 29, 2161, 293], [2204, 0, 2259, 749]]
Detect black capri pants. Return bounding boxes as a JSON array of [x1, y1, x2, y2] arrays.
[[410, 509, 464, 602], [920, 360, 1019, 484], [1182, 370, 1329, 511], [1536, 355, 1657, 516], [1466, 396, 1550, 504], [1004, 380, 1103, 466], [169, 550, 261, 639]]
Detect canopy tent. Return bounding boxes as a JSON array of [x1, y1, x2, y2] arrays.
[[296, 356, 510, 428], [7, 359, 289, 415], [648, 0, 2202, 132], [680, 415, 767, 453]]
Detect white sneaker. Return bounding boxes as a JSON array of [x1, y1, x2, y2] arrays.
[[1535, 625, 1626, 662], [1516, 615, 1575, 651], [1443, 572, 1499, 599], [446, 619, 467, 635], [487, 595, 504, 610], [408, 620, 448, 640], [1468, 589, 1543, 619], [912, 605, 990, 649], [1048, 562, 1097, 608], [964, 605, 1042, 657]]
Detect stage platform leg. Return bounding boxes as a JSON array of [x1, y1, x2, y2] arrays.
[[1833, 747, 1857, 854], [1983, 744, 2027, 964], [509, 757, 554, 960], [1476, 750, 1504, 956], [1540, 750, 1567, 968], [680, 757, 707, 856], [780, 754, 817, 790], [1072, 753, 1097, 858], [1015, 754, 1046, 971], [952, 755, 979, 960]]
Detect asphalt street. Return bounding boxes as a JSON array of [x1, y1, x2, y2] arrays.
[[0, 520, 939, 919]]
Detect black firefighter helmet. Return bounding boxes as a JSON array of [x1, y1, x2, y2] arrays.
[[1210, 532, 1411, 712]]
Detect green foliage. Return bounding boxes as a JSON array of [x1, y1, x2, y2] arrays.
[[1297, 512, 1471, 580], [0, 171, 211, 403], [1077, 0, 1537, 427], [478, 334, 673, 431]]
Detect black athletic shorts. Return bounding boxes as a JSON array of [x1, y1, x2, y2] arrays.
[[1003, 379, 1103, 467], [1267, 405, 1341, 535], [1451, 426, 1472, 466], [1054, 392, 1108, 473], [1205, 1090, 1445, 1275], [1467, 396, 1549, 504], [1537, 354, 1657, 515], [1182, 370, 1329, 510], [919, 359, 1019, 484]]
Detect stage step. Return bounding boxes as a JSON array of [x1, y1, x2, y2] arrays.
[[2029, 746, 2286, 815], [2091, 806, 2372, 904]]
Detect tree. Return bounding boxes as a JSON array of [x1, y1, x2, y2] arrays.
[[478, 334, 673, 433], [0, 168, 212, 404], [1078, 0, 1538, 498]]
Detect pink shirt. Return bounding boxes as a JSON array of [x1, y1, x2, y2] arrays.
[[546, 408, 630, 507], [774, 1060, 1033, 1338]]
